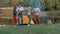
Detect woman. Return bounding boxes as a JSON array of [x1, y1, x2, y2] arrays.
[[13, 5, 17, 26], [27, 6, 32, 26], [33, 5, 41, 24]]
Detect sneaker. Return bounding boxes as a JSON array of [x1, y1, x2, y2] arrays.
[[28, 24, 30, 26]]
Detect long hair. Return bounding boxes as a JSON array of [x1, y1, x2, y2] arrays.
[[13, 5, 16, 12]]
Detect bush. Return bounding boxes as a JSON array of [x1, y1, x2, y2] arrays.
[[0, 18, 13, 25], [54, 16, 60, 23]]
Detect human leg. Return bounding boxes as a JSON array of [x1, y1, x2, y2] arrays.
[[13, 16, 17, 26]]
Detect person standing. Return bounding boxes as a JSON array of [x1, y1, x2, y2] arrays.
[[13, 5, 17, 26], [27, 6, 32, 26], [16, 4, 24, 26], [33, 5, 41, 24]]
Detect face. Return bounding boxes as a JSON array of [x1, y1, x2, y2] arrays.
[[18, 5, 22, 7], [35, 6, 38, 8]]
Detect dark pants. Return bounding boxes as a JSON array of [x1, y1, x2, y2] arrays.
[[18, 14, 23, 25], [28, 15, 32, 24]]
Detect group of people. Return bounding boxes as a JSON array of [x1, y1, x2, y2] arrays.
[[13, 3, 42, 26]]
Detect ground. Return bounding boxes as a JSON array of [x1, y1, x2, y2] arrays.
[[0, 24, 60, 34]]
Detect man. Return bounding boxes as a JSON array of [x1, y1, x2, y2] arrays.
[[16, 4, 24, 26], [33, 5, 41, 24]]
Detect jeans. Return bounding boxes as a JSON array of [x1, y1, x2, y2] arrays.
[[45, 16, 50, 24], [18, 14, 23, 25]]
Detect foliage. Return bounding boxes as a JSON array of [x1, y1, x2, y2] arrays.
[[0, 18, 13, 25], [0, 0, 60, 10]]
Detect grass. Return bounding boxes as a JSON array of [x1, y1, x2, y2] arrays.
[[0, 24, 60, 34]]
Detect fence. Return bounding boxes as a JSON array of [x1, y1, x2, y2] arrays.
[[0, 7, 60, 23]]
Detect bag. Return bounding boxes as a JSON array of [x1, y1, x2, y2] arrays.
[[30, 20, 34, 24]]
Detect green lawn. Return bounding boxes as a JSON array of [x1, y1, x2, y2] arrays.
[[0, 24, 60, 34]]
